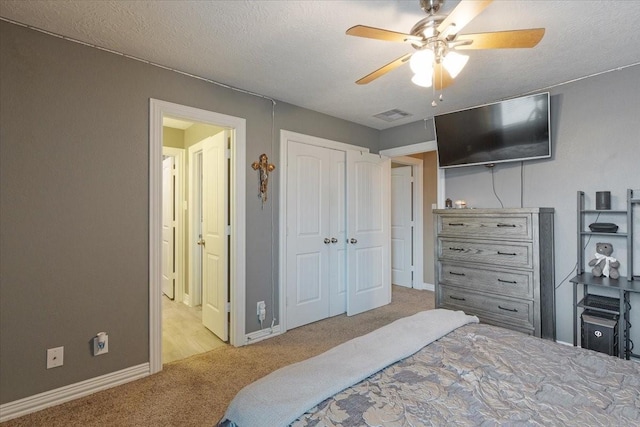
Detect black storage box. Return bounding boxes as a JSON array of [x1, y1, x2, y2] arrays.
[[581, 310, 619, 356], [588, 222, 619, 233]]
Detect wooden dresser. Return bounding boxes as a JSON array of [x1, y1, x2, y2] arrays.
[[434, 208, 555, 339]]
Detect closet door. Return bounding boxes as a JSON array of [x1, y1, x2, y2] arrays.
[[286, 142, 345, 329], [329, 150, 347, 316], [284, 139, 390, 328], [346, 151, 391, 316]]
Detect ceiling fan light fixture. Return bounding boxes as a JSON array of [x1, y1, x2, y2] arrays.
[[411, 72, 433, 88], [346, 0, 545, 88], [409, 49, 435, 74], [442, 51, 469, 78]]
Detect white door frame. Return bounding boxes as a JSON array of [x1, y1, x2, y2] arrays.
[[391, 158, 423, 289], [162, 147, 185, 303], [279, 130, 370, 334], [150, 99, 246, 374], [381, 141, 444, 291], [380, 140, 445, 209]]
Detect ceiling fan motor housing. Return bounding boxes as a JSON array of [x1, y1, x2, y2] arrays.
[[410, 16, 445, 47]]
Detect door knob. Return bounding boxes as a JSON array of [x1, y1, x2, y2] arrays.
[[197, 239, 206, 246], [324, 238, 331, 244], [350, 238, 358, 244], [331, 238, 338, 243]]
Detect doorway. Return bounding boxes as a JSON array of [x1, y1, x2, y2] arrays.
[[161, 125, 229, 363], [382, 141, 444, 291], [149, 99, 247, 374]]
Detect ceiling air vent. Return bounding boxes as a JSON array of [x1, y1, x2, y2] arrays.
[[373, 109, 412, 122]]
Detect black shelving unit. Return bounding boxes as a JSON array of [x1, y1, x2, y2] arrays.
[[571, 189, 639, 360]]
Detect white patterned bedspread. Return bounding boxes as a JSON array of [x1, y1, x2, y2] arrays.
[[293, 323, 640, 426]]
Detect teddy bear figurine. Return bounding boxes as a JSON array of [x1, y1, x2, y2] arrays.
[[588, 242, 620, 279]]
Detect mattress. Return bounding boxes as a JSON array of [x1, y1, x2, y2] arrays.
[[295, 323, 640, 426], [220, 311, 640, 426]]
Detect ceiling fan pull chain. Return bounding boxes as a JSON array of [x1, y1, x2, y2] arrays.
[[431, 73, 437, 107], [439, 67, 444, 102]]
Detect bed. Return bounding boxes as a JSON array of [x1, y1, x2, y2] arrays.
[[219, 309, 640, 426]]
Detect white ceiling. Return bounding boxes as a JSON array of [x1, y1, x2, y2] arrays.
[[2, 0, 639, 130]]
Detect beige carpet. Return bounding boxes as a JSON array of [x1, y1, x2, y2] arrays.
[[2, 286, 434, 427]]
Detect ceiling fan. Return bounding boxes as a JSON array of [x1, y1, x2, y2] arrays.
[[346, 0, 545, 90]]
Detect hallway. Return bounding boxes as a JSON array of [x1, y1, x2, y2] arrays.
[[162, 297, 226, 363]]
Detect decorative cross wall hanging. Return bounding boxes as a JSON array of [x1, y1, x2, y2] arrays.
[[251, 153, 275, 206]]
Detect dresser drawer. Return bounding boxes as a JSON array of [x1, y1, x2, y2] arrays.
[[438, 285, 534, 331], [438, 238, 533, 269], [437, 214, 532, 240], [439, 262, 533, 299]]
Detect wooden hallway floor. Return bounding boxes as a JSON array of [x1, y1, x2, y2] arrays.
[[162, 296, 227, 364]]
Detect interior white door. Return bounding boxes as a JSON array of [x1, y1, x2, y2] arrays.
[[161, 156, 175, 299], [286, 142, 339, 329], [201, 131, 229, 341], [346, 151, 391, 316], [391, 166, 413, 288]]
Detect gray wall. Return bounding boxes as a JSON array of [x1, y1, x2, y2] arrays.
[[443, 66, 640, 344], [380, 118, 436, 149], [0, 21, 378, 404], [2, 17, 639, 407]]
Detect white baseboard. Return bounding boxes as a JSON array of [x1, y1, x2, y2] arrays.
[[245, 325, 282, 345], [183, 293, 192, 307], [0, 363, 150, 423], [414, 282, 434, 291]]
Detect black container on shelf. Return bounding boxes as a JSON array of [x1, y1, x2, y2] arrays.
[[588, 222, 618, 233], [579, 293, 620, 313], [596, 191, 611, 210]]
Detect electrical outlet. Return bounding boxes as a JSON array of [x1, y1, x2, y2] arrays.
[[47, 346, 64, 369], [257, 301, 266, 322], [93, 333, 109, 356]]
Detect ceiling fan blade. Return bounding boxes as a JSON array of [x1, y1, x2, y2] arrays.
[[356, 53, 412, 85], [346, 25, 422, 43], [433, 63, 454, 90], [455, 28, 545, 49], [437, 0, 493, 37]]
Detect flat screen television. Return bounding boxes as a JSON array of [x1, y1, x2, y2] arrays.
[[434, 93, 550, 168]]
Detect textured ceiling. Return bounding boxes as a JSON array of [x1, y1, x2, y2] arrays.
[[2, 0, 640, 130]]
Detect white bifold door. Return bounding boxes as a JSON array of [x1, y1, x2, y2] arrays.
[[286, 140, 390, 330], [345, 150, 391, 316]]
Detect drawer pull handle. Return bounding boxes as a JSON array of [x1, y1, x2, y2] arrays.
[[449, 296, 466, 301], [449, 272, 466, 276], [498, 305, 518, 312], [498, 279, 517, 284], [497, 251, 517, 256], [449, 247, 465, 252], [448, 223, 465, 226], [497, 223, 517, 228]]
